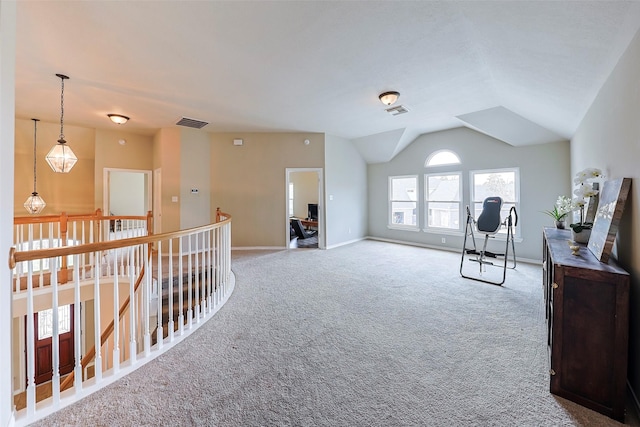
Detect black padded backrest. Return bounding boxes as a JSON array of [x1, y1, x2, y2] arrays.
[[477, 197, 503, 234], [291, 219, 313, 239]]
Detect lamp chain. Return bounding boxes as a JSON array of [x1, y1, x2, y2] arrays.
[[59, 76, 65, 141], [33, 119, 38, 193]]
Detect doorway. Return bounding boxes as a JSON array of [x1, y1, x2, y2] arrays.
[[29, 304, 75, 385], [286, 168, 323, 249], [103, 168, 152, 217]]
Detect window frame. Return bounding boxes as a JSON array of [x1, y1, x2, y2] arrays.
[[425, 149, 461, 167], [388, 175, 419, 231], [424, 171, 463, 233], [469, 167, 520, 238]]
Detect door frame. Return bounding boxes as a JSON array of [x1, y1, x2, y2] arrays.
[[103, 168, 153, 237], [285, 168, 324, 249]]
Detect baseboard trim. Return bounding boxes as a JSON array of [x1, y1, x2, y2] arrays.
[[232, 246, 286, 251], [365, 236, 541, 265], [325, 237, 365, 250]]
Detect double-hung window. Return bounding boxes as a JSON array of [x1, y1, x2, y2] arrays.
[[425, 172, 462, 232], [470, 168, 520, 236], [389, 175, 418, 229]]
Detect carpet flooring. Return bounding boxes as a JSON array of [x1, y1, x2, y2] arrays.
[[33, 240, 635, 426]]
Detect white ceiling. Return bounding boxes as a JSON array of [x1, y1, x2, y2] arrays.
[[14, 1, 640, 162]]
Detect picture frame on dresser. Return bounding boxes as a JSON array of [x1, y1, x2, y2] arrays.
[[587, 177, 631, 263]]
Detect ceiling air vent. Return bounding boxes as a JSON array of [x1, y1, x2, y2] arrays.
[[385, 105, 409, 116], [176, 117, 209, 129]]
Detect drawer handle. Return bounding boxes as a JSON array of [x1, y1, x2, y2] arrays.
[[549, 369, 556, 376], [552, 283, 558, 289]]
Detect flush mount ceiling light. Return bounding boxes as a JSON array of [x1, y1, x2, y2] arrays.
[[108, 114, 129, 124], [379, 91, 400, 106], [24, 118, 46, 214], [46, 74, 77, 173]]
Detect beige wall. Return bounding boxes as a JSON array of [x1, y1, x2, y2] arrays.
[[153, 128, 181, 233], [571, 27, 640, 395], [14, 118, 95, 216], [180, 128, 211, 229], [14, 120, 156, 218], [210, 132, 324, 248]]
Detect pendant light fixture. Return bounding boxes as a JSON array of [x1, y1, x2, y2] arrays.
[[46, 73, 77, 173], [24, 119, 46, 214]]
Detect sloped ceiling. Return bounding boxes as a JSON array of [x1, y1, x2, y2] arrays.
[[14, 1, 640, 163]]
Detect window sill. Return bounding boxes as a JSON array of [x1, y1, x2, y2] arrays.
[[387, 225, 420, 232]]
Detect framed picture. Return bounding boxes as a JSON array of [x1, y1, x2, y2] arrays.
[[587, 178, 632, 263]]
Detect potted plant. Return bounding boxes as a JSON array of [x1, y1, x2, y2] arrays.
[[542, 196, 572, 229], [569, 168, 603, 243]]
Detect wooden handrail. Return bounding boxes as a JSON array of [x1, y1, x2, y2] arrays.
[[13, 209, 150, 225], [10, 212, 231, 268]]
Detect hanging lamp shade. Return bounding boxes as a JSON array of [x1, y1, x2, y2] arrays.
[[24, 192, 47, 214], [47, 73, 77, 173], [46, 141, 77, 173], [24, 118, 46, 214]]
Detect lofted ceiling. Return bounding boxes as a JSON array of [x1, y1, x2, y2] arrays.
[[14, 1, 640, 163]]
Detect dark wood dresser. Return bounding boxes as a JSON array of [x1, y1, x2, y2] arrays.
[[542, 227, 629, 421]]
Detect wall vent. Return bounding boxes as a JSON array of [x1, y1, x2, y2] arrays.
[[176, 117, 209, 129], [385, 105, 409, 116]]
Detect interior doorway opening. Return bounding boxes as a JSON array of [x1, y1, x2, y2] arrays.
[[103, 168, 152, 217], [286, 168, 323, 249]]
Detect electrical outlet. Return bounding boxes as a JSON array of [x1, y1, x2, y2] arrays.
[[441, 237, 446, 244]]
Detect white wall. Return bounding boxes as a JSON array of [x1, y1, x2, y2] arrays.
[[0, 2, 16, 425], [571, 27, 640, 397], [368, 127, 571, 261], [325, 135, 368, 247]]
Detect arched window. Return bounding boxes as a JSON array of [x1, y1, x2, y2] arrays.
[[425, 150, 461, 167]]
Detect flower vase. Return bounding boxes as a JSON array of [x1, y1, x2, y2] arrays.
[[572, 228, 591, 244], [555, 220, 565, 229]]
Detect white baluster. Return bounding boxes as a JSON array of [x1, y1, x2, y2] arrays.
[[51, 257, 61, 406], [168, 238, 174, 342], [143, 244, 151, 357], [94, 256, 102, 382], [200, 232, 206, 316], [112, 255, 120, 373], [194, 233, 200, 323], [156, 240, 163, 349], [207, 230, 212, 311], [187, 234, 193, 329], [25, 260, 35, 416], [73, 257, 83, 391], [178, 238, 184, 336], [128, 248, 137, 365]]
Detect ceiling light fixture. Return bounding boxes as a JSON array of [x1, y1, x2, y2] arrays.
[[379, 91, 400, 106], [108, 113, 130, 124], [24, 118, 46, 214], [46, 74, 77, 173]]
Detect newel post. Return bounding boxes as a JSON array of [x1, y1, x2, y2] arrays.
[[146, 210, 153, 235], [58, 212, 69, 284], [216, 207, 221, 223]]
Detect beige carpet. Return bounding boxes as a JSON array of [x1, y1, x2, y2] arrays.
[[33, 240, 634, 426]]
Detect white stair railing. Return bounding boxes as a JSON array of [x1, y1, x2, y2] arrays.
[[9, 210, 233, 427]]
